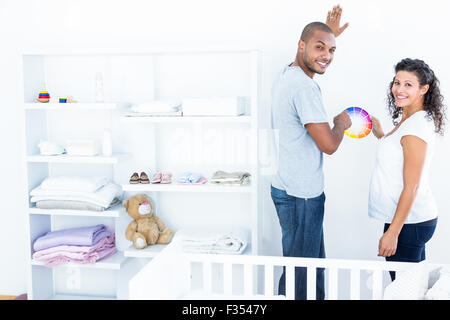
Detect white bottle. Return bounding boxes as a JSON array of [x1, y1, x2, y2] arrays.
[[102, 129, 112, 156], [95, 72, 104, 103]]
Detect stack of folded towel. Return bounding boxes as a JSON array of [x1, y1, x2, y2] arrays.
[[173, 228, 248, 255], [30, 176, 123, 211], [177, 172, 207, 185], [210, 171, 251, 186], [125, 100, 182, 117], [32, 224, 116, 267], [38, 140, 66, 156]]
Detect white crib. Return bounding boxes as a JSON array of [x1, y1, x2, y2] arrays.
[[128, 248, 442, 300]]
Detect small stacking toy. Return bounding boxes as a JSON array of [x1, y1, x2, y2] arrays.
[[37, 90, 50, 103]]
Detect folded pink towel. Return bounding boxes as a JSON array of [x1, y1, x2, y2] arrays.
[[36, 247, 116, 267], [33, 234, 116, 267]]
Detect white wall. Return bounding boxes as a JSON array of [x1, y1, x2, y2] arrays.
[[1, 0, 450, 295]]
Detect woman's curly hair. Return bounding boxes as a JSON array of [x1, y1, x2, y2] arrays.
[[387, 58, 446, 135]]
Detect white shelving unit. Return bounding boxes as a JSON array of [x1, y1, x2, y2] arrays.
[[21, 100, 128, 299], [20, 48, 260, 299]]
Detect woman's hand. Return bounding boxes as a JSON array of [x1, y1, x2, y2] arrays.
[[378, 230, 398, 257], [370, 115, 385, 139]]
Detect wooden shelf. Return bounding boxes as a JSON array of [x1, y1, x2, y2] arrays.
[[31, 251, 126, 270], [28, 204, 122, 218]]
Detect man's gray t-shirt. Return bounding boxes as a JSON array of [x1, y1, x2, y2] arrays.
[[271, 65, 329, 199]]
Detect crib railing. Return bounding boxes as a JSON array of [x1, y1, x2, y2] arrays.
[[129, 250, 431, 300]]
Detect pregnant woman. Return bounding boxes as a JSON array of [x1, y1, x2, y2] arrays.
[[369, 58, 446, 280]]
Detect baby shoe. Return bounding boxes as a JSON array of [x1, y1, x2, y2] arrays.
[[161, 172, 172, 184], [129, 172, 139, 184], [151, 171, 162, 184], [140, 171, 150, 184]]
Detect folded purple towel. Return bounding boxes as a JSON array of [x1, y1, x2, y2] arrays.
[[33, 224, 111, 252], [33, 234, 117, 267]]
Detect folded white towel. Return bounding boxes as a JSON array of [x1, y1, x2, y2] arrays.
[[181, 235, 246, 254], [30, 182, 122, 208], [131, 100, 181, 113], [39, 176, 110, 193], [38, 141, 66, 156], [65, 139, 99, 156], [173, 228, 248, 255]]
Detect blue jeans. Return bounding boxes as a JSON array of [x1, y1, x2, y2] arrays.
[[384, 221, 436, 281], [271, 186, 325, 300]]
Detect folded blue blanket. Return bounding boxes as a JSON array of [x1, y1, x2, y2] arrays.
[[33, 224, 112, 252], [177, 172, 203, 183]]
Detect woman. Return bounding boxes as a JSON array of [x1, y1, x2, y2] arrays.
[[369, 58, 446, 280]]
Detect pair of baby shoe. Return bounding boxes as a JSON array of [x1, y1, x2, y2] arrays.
[[129, 171, 172, 184], [150, 171, 172, 184], [129, 172, 150, 184]]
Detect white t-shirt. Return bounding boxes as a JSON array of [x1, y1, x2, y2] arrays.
[[368, 111, 438, 224]]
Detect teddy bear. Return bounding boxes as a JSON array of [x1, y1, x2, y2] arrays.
[[123, 193, 174, 249]]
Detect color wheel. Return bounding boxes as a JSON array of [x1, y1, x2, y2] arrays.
[[344, 107, 372, 139]]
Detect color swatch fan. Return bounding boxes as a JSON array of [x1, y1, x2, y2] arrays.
[[344, 107, 372, 139]]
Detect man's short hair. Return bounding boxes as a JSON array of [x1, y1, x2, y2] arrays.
[[300, 22, 334, 43]]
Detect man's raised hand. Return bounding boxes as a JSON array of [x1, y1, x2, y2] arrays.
[[326, 5, 349, 38]]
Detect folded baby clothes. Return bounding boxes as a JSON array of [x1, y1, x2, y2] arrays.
[[177, 172, 207, 185], [210, 171, 251, 186], [39, 176, 110, 193], [33, 224, 112, 252]]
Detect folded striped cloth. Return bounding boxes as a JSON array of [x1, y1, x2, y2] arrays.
[[181, 234, 246, 254], [173, 228, 248, 255], [210, 171, 251, 186]]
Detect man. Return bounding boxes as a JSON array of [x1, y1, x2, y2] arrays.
[[270, 6, 351, 300]]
